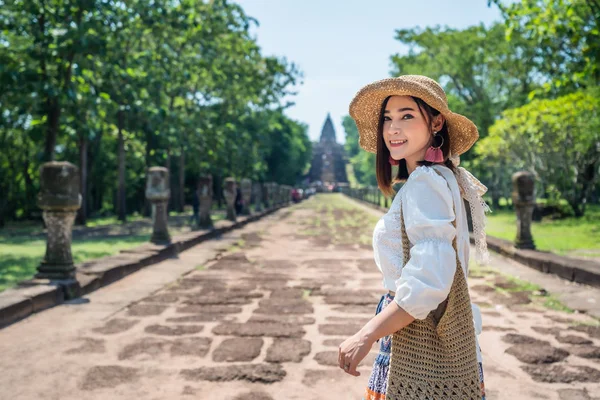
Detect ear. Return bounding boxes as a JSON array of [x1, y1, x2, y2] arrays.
[[432, 114, 445, 133]]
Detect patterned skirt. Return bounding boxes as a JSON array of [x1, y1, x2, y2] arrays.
[[363, 293, 487, 400]]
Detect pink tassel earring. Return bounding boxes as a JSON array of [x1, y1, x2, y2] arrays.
[[424, 131, 444, 163], [388, 155, 399, 165]]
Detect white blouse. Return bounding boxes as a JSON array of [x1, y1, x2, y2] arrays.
[[372, 164, 483, 360]]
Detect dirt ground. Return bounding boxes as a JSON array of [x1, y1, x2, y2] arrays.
[[0, 194, 599, 400]]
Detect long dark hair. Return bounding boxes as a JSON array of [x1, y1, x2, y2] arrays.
[[376, 96, 455, 197]]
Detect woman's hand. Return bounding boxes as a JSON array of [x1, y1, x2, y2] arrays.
[[338, 330, 375, 377], [337, 300, 416, 377]]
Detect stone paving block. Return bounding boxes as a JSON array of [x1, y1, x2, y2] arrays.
[[118, 337, 170, 360], [212, 322, 305, 338], [167, 314, 229, 323], [176, 305, 243, 314], [126, 304, 167, 317], [92, 318, 139, 335], [326, 316, 371, 324], [521, 364, 600, 383], [247, 314, 316, 325], [65, 338, 106, 354], [483, 326, 518, 333], [180, 363, 286, 383], [314, 351, 376, 367], [318, 323, 364, 336], [141, 293, 180, 303], [144, 324, 204, 336], [232, 391, 274, 400], [557, 388, 593, 400], [555, 334, 593, 345], [331, 305, 375, 314], [502, 333, 549, 346], [196, 289, 263, 299], [212, 338, 264, 362], [564, 345, 600, 360], [265, 338, 311, 363], [569, 325, 600, 340], [183, 295, 254, 305], [80, 365, 140, 390], [531, 326, 563, 336], [505, 343, 569, 364], [259, 259, 297, 270], [171, 337, 212, 357], [254, 299, 313, 315], [322, 338, 345, 347], [270, 288, 304, 299]]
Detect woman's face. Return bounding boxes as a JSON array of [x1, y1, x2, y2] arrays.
[[382, 95, 442, 165]]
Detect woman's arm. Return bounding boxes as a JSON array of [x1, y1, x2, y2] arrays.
[[338, 301, 414, 376]]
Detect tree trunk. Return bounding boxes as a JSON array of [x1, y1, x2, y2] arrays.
[[492, 193, 501, 209], [178, 148, 185, 212], [117, 110, 127, 222], [44, 97, 60, 162], [166, 147, 172, 211], [76, 136, 88, 225]]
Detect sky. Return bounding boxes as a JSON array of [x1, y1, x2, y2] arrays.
[[235, 0, 504, 145]]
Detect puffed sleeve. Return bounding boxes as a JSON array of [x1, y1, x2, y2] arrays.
[[393, 166, 457, 320]]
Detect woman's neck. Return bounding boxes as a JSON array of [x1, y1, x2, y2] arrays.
[[405, 156, 421, 175]]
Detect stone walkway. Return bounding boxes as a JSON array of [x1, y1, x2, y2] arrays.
[[0, 194, 599, 400]]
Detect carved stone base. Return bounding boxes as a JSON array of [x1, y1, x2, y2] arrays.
[[197, 214, 214, 230], [35, 262, 76, 280]]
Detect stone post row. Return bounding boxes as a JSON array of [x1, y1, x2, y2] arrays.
[[223, 177, 237, 222], [512, 171, 536, 250], [262, 182, 271, 209], [36, 162, 82, 280], [240, 178, 252, 216], [197, 175, 213, 230], [253, 182, 264, 213], [146, 167, 171, 244]]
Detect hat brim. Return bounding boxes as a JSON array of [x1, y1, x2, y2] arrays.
[[349, 80, 479, 156]]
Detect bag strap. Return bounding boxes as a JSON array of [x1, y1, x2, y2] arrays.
[[399, 167, 459, 325]]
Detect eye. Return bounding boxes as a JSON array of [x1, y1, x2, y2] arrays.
[[402, 114, 414, 120], [383, 116, 391, 121]]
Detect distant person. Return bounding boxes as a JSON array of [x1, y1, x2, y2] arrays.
[[338, 75, 490, 399]]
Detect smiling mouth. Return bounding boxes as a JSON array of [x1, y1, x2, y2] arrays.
[[390, 139, 407, 147]]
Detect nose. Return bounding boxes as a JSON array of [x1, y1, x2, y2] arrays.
[[388, 121, 400, 134]]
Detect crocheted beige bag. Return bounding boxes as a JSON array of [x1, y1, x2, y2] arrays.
[[386, 170, 483, 400]]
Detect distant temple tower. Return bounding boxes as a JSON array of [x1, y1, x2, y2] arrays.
[[308, 113, 348, 184]]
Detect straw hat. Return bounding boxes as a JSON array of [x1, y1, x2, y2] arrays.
[[349, 75, 479, 156]]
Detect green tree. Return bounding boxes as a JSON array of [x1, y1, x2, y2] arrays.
[[490, 0, 600, 95], [477, 89, 600, 216], [342, 115, 377, 187]]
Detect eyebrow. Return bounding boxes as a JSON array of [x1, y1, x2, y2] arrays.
[[384, 107, 415, 113]]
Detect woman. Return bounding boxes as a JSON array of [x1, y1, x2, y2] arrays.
[[338, 75, 489, 400]]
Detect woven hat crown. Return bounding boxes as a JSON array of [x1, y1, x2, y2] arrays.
[[349, 75, 479, 156]]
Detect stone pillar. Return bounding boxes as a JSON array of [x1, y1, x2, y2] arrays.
[[240, 178, 252, 215], [512, 171, 536, 250], [253, 182, 264, 212], [262, 182, 271, 209], [273, 184, 279, 206], [223, 177, 237, 221], [197, 175, 213, 229], [283, 185, 290, 204], [146, 167, 171, 244], [36, 162, 82, 280]]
